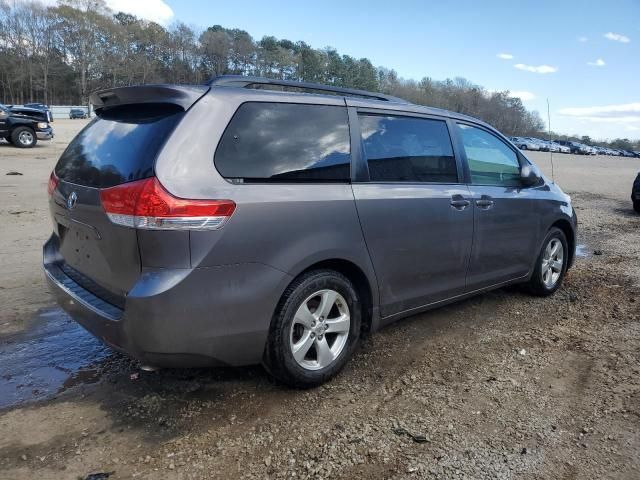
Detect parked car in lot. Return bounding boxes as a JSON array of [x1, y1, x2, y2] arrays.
[[541, 140, 561, 153], [633, 172, 640, 213], [524, 137, 550, 152], [553, 142, 571, 154], [510, 136, 540, 151], [44, 76, 577, 387], [0, 102, 54, 148], [602, 147, 618, 156], [555, 140, 591, 155], [69, 108, 88, 119], [593, 146, 606, 155]]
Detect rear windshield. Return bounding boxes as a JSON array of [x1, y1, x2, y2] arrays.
[[55, 104, 184, 188]]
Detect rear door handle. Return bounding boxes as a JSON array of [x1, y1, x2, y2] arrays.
[[450, 196, 471, 210], [476, 197, 494, 209]]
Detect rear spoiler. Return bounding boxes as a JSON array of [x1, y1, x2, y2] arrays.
[[90, 84, 210, 113]]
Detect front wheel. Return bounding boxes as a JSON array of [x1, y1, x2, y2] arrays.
[[263, 270, 361, 388], [525, 227, 568, 296], [11, 127, 37, 148]]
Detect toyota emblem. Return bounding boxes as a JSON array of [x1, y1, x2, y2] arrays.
[[67, 191, 78, 210]]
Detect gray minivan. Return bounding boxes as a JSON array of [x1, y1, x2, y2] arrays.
[[44, 76, 577, 387]]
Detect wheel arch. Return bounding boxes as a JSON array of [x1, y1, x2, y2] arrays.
[[550, 218, 576, 269], [11, 124, 36, 133], [286, 258, 377, 335]]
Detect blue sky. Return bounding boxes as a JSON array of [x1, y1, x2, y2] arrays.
[[107, 0, 639, 140]]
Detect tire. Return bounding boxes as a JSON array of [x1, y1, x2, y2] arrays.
[[525, 227, 569, 296], [521, 145, 527, 150], [11, 127, 37, 148], [263, 269, 361, 388], [634, 200, 640, 214]]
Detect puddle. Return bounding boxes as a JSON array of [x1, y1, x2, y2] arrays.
[[0, 307, 113, 410], [575, 244, 590, 258]]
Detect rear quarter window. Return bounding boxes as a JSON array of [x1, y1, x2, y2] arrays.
[[215, 102, 351, 182], [55, 104, 184, 188]]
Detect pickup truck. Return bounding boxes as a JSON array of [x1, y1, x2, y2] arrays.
[[0, 103, 54, 148]]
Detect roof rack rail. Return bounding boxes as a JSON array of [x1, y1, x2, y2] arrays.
[[207, 75, 409, 104]]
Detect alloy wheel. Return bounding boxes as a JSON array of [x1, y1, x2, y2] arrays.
[[289, 289, 350, 371], [18, 130, 34, 146], [542, 238, 564, 288]]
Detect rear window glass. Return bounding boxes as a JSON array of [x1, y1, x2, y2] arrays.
[[55, 104, 184, 188], [359, 114, 457, 183], [215, 102, 351, 182]]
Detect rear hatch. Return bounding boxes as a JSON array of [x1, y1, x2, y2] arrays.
[[49, 95, 201, 307]]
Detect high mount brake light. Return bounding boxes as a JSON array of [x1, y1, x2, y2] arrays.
[[99, 177, 235, 230], [47, 171, 59, 196]]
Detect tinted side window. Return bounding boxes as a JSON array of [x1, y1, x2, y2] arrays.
[[359, 114, 457, 183], [456, 124, 521, 186], [215, 102, 351, 182]]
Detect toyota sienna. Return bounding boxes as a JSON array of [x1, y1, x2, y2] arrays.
[[44, 76, 577, 387]]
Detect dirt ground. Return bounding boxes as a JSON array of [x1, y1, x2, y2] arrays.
[[0, 120, 639, 479]]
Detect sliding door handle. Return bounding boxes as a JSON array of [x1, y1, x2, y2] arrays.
[[476, 198, 494, 209], [450, 197, 471, 210]]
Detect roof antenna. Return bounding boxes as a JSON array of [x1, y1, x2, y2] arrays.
[[547, 98, 555, 183]]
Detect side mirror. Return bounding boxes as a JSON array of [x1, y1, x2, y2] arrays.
[[520, 164, 542, 187]]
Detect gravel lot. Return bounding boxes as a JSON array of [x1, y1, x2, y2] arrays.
[[0, 120, 639, 479]]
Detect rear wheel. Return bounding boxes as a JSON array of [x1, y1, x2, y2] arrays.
[[525, 227, 568, 296], [11, 127, 37, 148], [263, 270, 361, 388]]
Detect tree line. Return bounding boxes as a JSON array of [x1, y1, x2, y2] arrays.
[[1, 0, 633, 148], [552, 134, 639, 152]]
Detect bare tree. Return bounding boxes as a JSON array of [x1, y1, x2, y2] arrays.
[[1, 0, 621, 146], [55, 0, 109, 104]]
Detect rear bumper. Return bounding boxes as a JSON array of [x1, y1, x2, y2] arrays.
[[43, 235, 292, 367], [45, 262, 128, 348]]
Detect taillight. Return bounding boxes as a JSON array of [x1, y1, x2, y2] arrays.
[[99, 177, 235, 230], [47, 171, 59, 196]]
